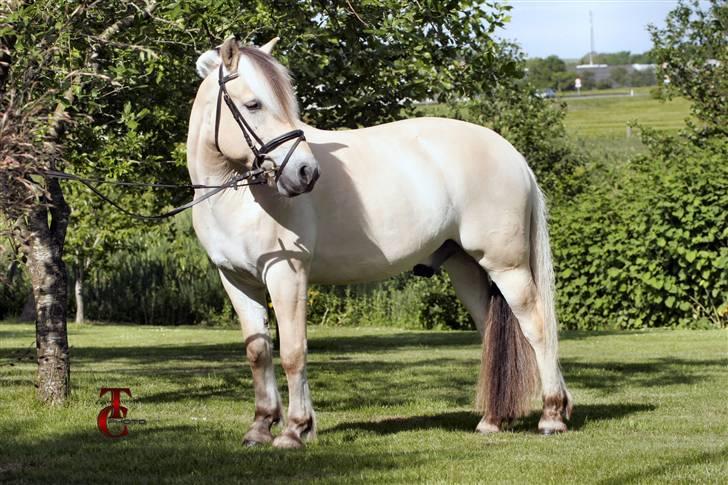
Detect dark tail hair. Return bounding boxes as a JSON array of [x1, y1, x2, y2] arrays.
[[476, 282, 539, 425]]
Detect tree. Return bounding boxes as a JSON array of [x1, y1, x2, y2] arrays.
[[167, 0, 517, 128], [649, 0, 727, 139], [0, 0, 192, 404], [526, 55, 566, 89], [1, 0, 521, 403]]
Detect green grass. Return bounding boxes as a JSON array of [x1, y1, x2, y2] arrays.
[[1, 323, 726, 483], [563, 93, 691, 140]]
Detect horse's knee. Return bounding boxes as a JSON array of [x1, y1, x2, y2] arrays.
[[280, 345, 305, 374], [245, 336, 271, 366]]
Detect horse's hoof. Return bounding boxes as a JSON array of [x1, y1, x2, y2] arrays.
[[538, 419, 567, 435], [475, 418, 501, 434], [243, 427, 273, 446], [273, 432, 304, 449]]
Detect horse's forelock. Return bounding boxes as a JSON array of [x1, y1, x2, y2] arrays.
[[237, 47, 298, 122]]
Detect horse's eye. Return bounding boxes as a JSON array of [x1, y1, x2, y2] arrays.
[[244, 100, 261, 111]]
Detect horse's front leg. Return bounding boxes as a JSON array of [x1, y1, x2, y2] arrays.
[[219, 269, 282, 446], [266, 264, 315, 449]]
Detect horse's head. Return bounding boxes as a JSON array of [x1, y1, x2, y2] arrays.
[[194, 37, 319, 197]]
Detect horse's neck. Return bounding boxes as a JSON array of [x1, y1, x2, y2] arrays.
[[191, 149, 236, 186]]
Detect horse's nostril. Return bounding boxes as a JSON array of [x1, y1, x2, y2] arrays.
[[299, 165, 311, 184]]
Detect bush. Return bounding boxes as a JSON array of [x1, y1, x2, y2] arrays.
[[551, 134, 728, 329], [307, 273, 471, 330]]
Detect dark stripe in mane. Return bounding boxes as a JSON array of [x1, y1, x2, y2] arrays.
[[238, 46, 297, 122]]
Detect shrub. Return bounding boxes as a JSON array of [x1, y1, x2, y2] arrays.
[[307, 273, 472, 330], [551, 134, 727, 329]]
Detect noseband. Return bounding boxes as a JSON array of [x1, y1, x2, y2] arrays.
[[214, 64, 305, 179]]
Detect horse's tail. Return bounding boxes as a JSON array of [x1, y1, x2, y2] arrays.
[[529, 181, 573, 419], [476, 282, 539, 425]]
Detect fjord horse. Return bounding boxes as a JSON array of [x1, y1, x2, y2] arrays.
[[188, 37, 572, 448]]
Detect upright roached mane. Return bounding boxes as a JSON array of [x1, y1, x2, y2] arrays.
[[187, 36, 573, 450]]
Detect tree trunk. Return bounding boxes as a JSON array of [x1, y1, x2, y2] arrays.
[[26, 177, 71, 405], [74, 263, 84, 324]]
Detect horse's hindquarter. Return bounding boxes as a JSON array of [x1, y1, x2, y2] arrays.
[[305, 117, 533, 284]]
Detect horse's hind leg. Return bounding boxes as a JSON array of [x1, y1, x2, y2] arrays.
[[487, 266, 572, 434], [443, 248, 491, 337], [219, 270, 283, 446]]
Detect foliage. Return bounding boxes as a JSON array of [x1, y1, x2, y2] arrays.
[[649, 0, 727, 139], [169, 0, 518, 129], [554, 0, 726, 329], [552, 134, 727, 329], [526, 55, 573, 90], [0, 248, 28, 319], [579, 50, 655, 65], [307, 273, 471, 330], [72, 213, 232, 326]]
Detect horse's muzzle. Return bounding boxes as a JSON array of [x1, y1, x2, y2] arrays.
[[277, 162, 320, 197]]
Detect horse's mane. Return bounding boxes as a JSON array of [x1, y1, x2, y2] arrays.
[[235, 46, 299, 123]]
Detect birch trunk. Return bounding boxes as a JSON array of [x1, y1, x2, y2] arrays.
[[74, 263, 84, 324], [26, 177, 71, 405]]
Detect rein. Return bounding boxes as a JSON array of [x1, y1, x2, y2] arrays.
[[214, 64, 305, 179], [44, 167, 267, 222]]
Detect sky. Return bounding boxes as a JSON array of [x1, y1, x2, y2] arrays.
[[497, 0, 708, 59]]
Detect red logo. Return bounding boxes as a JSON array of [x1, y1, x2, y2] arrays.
[[97, 387, 143, 438]]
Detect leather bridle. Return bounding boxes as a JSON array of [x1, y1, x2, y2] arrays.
[[214, 64, 305, 180]]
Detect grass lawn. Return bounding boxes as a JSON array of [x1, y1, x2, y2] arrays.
[[416, 88, 691, 159], [1, 323, 726, 484], [563, 93, 691, 140]]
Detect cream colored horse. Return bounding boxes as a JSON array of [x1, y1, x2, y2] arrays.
[[188, 37, 572, 449]]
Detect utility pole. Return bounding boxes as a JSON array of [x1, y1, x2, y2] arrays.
[[589, 10, 595, 65]]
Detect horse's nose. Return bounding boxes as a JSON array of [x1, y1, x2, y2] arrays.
[[299, 164, 319, 187]]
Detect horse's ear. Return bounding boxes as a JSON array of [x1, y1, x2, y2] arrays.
[[259, 37, 280, 55], [220, 35, 241, 73], [195, 49, 220, 79]]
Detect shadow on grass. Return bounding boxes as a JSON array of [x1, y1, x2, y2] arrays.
[[597, 445, 728, 484], [0, 420, 410, 484], [561, 357, 728, 391], [325, 402, 656, 436]]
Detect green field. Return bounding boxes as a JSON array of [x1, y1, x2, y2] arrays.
[[1, 323, 726, 483], [563, 92, 691, 140]]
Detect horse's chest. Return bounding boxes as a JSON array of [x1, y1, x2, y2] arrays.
[[192, 202, 269, 277]]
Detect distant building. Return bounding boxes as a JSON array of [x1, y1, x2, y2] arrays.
[[631, 64, 657, 72], [576, 63, 608, 69]]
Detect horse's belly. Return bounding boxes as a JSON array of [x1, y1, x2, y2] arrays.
[[308, 207, 454, 284]]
